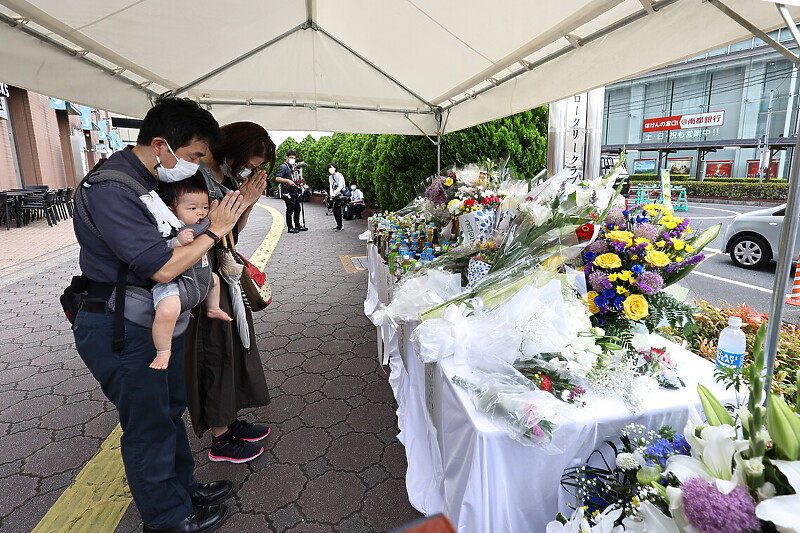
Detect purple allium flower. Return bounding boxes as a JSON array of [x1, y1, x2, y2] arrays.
[[634, 271, 664, 295], [633, 223, 659, 242], [588, 271, 613, 291], [586, 240, 610, 256], [680, 477, 759, 533], [605, 208, 627, 230]]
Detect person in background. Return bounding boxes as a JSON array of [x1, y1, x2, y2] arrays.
[[328, 162, 347, 231], [344, 183, 365, 220], [275, 151, 306, 233], [188, 121, 275, 464]]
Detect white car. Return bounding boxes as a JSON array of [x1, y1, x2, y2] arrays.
[[722, 204, 797, 269]]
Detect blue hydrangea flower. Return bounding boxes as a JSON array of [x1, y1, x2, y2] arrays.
[[631, 264, 645, 275], [583, 251, 597, 263], [601, 288, 616, 300]]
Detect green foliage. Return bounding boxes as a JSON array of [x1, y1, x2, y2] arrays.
[[631, 180, 789, 200], [441, 108, 548, 181]]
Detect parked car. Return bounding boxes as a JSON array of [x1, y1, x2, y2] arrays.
[[722, 204, 798, 269]]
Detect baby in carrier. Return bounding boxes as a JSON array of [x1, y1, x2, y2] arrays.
[[150, 176, 231, 370]]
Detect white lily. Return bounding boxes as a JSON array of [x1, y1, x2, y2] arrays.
[[665, 421, 748, 495], [621, 501, 682, 533], [546, 506, 624, 533], [755, 459, 800, 533]]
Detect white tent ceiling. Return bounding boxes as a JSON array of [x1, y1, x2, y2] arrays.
[[0, 0, 798, 135]]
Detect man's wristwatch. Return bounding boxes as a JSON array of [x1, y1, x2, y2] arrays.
[[204, 229, 221, 245]]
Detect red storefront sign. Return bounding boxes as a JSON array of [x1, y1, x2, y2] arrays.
[[643, 116, 682, 132], [643, 111, 725, 132]]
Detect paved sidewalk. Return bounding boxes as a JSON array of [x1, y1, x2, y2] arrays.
[[0, 199, 421, 532]]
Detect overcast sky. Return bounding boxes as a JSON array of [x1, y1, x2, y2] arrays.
[[269, 130, 332, 147]]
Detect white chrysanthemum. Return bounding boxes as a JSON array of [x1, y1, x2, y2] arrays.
[[616, 452, 639, 471]]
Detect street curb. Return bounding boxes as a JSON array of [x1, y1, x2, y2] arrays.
[[688, 197, 784, 207]]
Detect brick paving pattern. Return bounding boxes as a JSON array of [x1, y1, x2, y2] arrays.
[[0, 198, 421, 532]]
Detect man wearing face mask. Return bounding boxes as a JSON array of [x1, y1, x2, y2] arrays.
[[345, 183, 365, 220], [275, 150, 306, 233], [72, 98, 246, 533]]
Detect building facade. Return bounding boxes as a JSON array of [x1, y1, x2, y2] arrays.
[[0, 83, 124, 191], [603, 27, 800, 180]]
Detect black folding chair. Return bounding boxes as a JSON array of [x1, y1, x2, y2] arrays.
[[0, 192, 15, 230]]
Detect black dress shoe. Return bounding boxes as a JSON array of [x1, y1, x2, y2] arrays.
[[288, 228, 300, 233], [142, 504, 228, 533], [191, 480, 233, 507], [297, 225, 309, 231]]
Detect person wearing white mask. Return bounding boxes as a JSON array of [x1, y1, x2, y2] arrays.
[[328, 162, 347, 231], [189, 121, 277, 465], [345, 183, 365, 220], [72, 97, 246, 533], [275, 150, 305, 233]]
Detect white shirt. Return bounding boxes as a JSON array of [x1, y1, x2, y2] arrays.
[[351, 188, 364, 203], [329, 172, 346, 197]]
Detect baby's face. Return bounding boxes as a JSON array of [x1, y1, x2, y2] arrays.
[[173, 191, 210, 225]]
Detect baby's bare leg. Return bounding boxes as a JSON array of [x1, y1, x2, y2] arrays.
[[205, 272, 233, 321], [151, 295, 181, 369]]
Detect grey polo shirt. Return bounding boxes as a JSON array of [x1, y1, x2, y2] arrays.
[[73, 147, 172, 286]]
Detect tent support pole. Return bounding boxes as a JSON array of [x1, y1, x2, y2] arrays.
[[755, 3, 800, 401]]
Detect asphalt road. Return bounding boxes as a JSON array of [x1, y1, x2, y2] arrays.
[[669, 201, 800, 325]]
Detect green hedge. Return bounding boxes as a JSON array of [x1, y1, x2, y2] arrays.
[[631, 180, 789, 200], [631, 173, 785, 184]]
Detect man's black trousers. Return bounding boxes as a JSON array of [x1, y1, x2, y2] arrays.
[[284, 198, 301, 229], [73, 307, 196, 529]]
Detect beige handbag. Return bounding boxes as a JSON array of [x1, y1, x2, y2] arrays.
[[221, 234, 272, 312]]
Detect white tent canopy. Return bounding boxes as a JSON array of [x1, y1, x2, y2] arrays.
[[1, 0, 798, 135]]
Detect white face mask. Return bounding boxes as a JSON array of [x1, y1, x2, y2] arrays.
[[156, 141, 199, 182], [288, 158, 296, 165], [221, 161, 252, 180], [351, 184, 357, 191], [329, 168, 336, 174]]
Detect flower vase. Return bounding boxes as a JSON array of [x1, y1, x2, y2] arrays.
[[466, 258, 491, 290]]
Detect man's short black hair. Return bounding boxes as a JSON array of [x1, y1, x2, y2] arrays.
[[286, 150, 296, 157], [158, 174, 209, 208], [137, 97, 222, 149]]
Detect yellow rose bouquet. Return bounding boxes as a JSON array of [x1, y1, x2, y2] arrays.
[[582, 203, 720, 342]]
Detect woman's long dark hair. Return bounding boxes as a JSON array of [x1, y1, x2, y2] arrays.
[[211, 121, 276, 178]]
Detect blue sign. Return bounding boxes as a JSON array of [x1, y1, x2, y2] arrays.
[[79, 105, 92, 131], [49, 98, 66, 110], [116, 137, 125, 150], [97, 120, 107, 140], [109, 130, 117, 144]]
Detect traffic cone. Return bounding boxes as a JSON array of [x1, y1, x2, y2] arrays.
[[785, 252, 800, 306]]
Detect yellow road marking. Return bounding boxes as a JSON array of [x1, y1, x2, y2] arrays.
[[250, 203, 285, 270], [32, 426, 130, 533], [34, 202, 283, 532]]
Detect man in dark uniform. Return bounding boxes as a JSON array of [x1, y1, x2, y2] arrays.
[[275, 150, 306, 233], [72, 98, 247, 533]]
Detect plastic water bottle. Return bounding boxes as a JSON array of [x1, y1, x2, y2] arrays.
[[716, 316, 746, 369]]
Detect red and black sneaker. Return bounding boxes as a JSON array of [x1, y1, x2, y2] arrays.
[[208, 433, 263, 463], [229, 419, 271, 442]]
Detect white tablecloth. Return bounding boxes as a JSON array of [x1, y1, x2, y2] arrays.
[[366, 256, 734, 532]]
